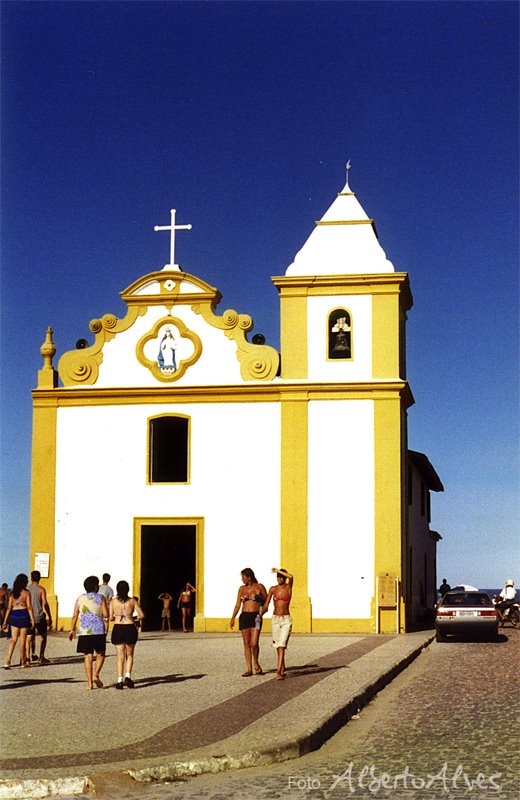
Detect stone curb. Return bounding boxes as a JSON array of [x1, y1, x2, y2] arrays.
[[0, 634, 434, 798], [0, 778, 92, 799]]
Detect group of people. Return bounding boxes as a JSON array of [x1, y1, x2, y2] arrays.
[[69, 575, 144, 690], [2, 566, 295, 686], [1, 571, 52, 669], [230, 566, 293, 680]]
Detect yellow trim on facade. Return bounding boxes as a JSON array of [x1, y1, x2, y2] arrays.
[[312, 619, 373, 633], [132, 517, 205, 631], [58, 306, 148, 386], [192, 302, 279, 381], [372, 293, 401, 379], [278, 294, 308, 378], [373, 398, 405, 633], [273, 273, 413, 307], [121, 271, 222, 308], [32, 381, 413, 407], [280, 394, 312, 632], [30, 403, 58, 624], [315, 219, 373, 225]]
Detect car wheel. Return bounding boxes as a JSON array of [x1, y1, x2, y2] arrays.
[[435, 629, 447, 642]]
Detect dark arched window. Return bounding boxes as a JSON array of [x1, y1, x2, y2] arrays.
[[149, 416, 189, 483], [328, 309, 352, 360]]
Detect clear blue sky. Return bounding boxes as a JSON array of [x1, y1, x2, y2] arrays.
[[1, 1, 518, 589]]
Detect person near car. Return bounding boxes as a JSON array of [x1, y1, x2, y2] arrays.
[[438, 578, 451, 597], [497, 579, 516, 619]]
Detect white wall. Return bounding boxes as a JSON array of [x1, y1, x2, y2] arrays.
[[307, 399, 375, 618], [54, 402, 281, 617]]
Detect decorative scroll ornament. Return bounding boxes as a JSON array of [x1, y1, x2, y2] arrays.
[[192, 304, 279, 382], [58, 306, 147, 386], [136, 316, 202, 382]]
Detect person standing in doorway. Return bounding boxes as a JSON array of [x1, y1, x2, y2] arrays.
[[177, 582, 196, 632], [261, 567, 293, 680], [158, 592, 173, 631], [230, 568, 267, 677], [26, 571, 53, 665], [69, 576, 109, 690], [110, 581, 144, 689]]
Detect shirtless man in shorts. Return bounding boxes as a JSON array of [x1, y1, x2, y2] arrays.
[[158, 592, 172, 631]]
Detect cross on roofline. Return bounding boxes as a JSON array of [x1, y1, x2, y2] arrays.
[[154, 209, 192, 271]]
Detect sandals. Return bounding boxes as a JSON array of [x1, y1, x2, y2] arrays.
[[241, 671, 253, 677], [3, 664, 10, 670], [254, 667, 263, 675], [276, 673, 285, 680]]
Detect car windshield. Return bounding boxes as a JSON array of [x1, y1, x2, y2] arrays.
[[441, 592, 493, 608]]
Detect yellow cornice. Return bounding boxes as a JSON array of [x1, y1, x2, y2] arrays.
[[272, 273, 413, 310], [315, 219, 373, 225], [32, 380, 414, 408]]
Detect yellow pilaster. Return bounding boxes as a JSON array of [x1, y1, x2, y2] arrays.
[[30, 400, 58, 624], [280, 394, 312, 631], [278, 293, 308, 379], [373, 396, 404, 632], [372, 293, 400, 378]]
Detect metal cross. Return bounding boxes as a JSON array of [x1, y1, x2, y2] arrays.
[[154, 209, 192, 270], [345, 159, 352, 191]]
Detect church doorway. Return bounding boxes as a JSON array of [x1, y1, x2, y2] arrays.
[[134, 519, 202, 631]]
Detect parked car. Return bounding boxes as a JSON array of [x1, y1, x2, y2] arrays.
[[435, 591, 498, 642]]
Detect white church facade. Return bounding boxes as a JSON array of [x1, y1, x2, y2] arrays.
[[30, 172, 443, 633]]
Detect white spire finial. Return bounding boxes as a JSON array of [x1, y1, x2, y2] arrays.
[[345, 160, 352, 191], [154, 209, 192, 271]]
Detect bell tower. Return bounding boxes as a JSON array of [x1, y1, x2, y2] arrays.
[[272, 167, 413, 633]]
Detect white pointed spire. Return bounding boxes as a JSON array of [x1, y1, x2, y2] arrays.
[[285, 168, 394, 276]]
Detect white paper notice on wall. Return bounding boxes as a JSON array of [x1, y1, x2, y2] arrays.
[[34, 552, 50, 578]]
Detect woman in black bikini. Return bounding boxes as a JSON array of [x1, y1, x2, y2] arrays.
[[230, 568, 267, 677], [177, 581, 196, 632], [109, 581, 144, 689]]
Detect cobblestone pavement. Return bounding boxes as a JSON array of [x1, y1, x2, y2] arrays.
[[86, 630, 519, 800]]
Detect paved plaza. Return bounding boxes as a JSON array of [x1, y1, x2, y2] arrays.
[[0, 629, 433, 797]]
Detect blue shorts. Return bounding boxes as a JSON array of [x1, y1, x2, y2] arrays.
[[9, 609, 31, 628]]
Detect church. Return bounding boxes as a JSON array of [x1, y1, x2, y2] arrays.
[[30, 170, 443, 634]]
